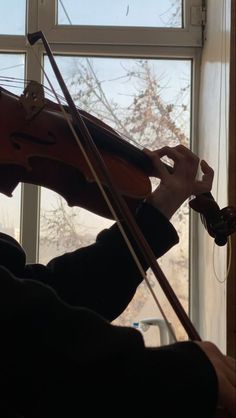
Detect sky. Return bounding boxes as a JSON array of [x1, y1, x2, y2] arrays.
[[57, 0, 182, 27], [0, 0, 182, 34]]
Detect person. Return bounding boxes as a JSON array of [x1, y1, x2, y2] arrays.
[[0, 145, 235, 418]]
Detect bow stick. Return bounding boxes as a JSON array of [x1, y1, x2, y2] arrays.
[[27, 30, 201, 341]]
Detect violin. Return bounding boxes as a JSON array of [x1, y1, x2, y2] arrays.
[[0, 79, 235, 246], [0, 81, 153, 218], [1, 67, 202, 340]]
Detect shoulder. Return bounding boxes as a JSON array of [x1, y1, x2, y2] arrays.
[[0, 232, 26, 274]]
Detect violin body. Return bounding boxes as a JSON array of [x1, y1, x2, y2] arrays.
[[1, 80, 236, 241], [0, 83, 152, 218]]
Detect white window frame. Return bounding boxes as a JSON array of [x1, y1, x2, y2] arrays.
[[36, 0, 203, 47]]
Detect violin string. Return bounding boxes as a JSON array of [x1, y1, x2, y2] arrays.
[[43, 83, 141, 145], [57, 0, 143, 149], [0, 75, 29, 86], [0, 83, 25, 90], [0, 74, 142, 151], [43, 82, 142, 148], [28, 39, 177, 342], [0, 75, 66, 102]]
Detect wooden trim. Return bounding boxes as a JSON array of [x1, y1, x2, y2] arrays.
[[227, 0, 236, 357]]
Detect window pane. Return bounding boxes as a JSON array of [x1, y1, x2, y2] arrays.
[[0, 53, 25, 240], [57, 0, 182, 28], [0, 53, 25, 93], [0, 0, 26, 35], [0, 188, 21, 241], [41, 55, 191, 343]]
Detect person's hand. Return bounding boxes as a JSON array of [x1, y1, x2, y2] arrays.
[[143, 145, 214, 219], [195, 341, 236, 417]]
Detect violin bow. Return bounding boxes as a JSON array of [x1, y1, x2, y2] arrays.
[[27, 30, 202, 341]]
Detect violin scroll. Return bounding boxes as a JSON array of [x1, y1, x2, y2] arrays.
[[189, 192, 236, 246]]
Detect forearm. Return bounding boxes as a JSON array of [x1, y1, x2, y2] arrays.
[[46, 202, 179, 319], [145, 185, 189, 219]]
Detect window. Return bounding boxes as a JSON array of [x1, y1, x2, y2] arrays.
[[0, 52, 25, 240], [0, 0, 203, 345], [0, 0, 26, 35], [57, 0, 183, 28]]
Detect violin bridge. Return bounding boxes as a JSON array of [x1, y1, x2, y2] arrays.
[[20, 81, 45, 120]]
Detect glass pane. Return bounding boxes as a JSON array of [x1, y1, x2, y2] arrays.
[[57, 0, 182, 28], [0, 0, 26, 35], [0, 188, 21, 241], [0, 53, 25, 94], [41, 55, 191, 343], [0, 53, 25, 240]]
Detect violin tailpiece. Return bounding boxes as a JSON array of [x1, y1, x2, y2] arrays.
[[20, 80, 45, 120]]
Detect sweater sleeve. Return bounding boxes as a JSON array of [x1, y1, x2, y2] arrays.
[[43, 202, 179, 320], [0, 265, 218, 418], [1, 202, 178, 321]]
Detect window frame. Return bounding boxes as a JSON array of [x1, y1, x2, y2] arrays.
[[36, 0, 203, 47], [0, 0, 203, 330]]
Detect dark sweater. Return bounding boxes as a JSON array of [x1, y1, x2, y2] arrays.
[[0, 202, 218, 417]]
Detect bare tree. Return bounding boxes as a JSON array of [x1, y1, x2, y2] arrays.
[[66, 58, 189, 148], [41, 57, 190, 334], [40, 196, 94, 251], [159, 0, 182, 28], [42, 57, 189, 244]]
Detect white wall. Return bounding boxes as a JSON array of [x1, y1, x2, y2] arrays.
[[196, 0, 231, 351]]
